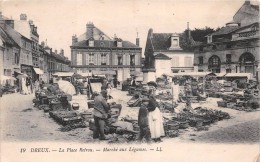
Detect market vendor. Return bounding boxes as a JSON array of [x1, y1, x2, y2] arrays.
[[137, 97, 151, 142], [93, 90, 110, 140]]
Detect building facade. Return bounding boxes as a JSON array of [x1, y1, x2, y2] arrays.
[[70, 23, 142, 81], [193, 1, 259, 81], [143, 28, 195, 82]]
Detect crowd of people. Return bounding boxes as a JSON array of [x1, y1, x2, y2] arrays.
[[92, 77, 165, 142]]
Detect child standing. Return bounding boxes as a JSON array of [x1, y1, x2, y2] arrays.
[[137, 97, 151, 142]]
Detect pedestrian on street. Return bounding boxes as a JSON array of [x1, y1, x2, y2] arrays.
[[26, 77, 31, 94], [147, 99, 165, 142], [93, 90, 110, 140], [34, 79, 40, 91], [137, 97, 151, 142]]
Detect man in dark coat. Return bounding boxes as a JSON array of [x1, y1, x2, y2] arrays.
[[93, 90, 110, 140], [137, 97, 151, 142]]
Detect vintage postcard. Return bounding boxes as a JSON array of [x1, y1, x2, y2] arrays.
[[0, 0, 259, 162]]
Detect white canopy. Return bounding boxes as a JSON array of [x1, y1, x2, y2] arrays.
[[52, 72, 74, 77], [33, 68, 44, 75], [216, 73, 252, 79], [0, 75, 16, 81], [164, 72, 212, 77], [57, 80, 76, 95]]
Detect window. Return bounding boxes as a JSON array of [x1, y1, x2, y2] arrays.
[[184, 56, 192, 67], [89, 53, 94, 65], [22, 39, 26, 48], [226, 69, 231, 73], [101, 53, 107, 65], [207, 35, 212, 43], [77, 52, 82, 65], [199, 56, 203, 65], [89, 40, 94, 47], [226, 54, 231, 63], [130, 55, 135, 66], [117, 56, 123, 65], [172, 56, 179, 67], [117, 41, 122, 47], [172, 39, 178, 46], [15, 53, 19, 64]]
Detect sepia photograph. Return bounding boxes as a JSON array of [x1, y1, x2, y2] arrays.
[[0, 0, 259, 161]]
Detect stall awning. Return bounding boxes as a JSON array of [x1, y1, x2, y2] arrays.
[[52, 72, 74, 77], [33, 68, 44, 75], [216, 73, 252, 79], [92, 70, 116, 75], [0, 75, 16, 81], [164, 72, 212, 77]]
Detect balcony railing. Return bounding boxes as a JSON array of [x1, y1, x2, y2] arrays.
[[239, 31, 257, 38]]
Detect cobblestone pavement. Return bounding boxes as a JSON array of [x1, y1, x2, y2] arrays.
[[195, 119, 260, 143]]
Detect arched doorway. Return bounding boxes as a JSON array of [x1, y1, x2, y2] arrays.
[[208, 55, 221, 73], [239, 52, 255, 74]]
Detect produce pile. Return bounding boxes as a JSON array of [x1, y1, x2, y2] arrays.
[[217, 92, 260, 111], [162, 107, 230, 134]]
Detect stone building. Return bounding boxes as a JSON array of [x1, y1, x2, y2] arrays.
[[0, 26, 20, 77], [70, 22, 142, 81], [193, 0, 259, 81], [143, 25, 195, 82]]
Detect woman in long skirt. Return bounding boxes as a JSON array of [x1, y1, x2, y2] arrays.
[[147, 99, 165, 142]]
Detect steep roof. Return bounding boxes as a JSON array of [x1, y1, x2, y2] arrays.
[[154, 53, 171, 59], [0, 26, 19, 47], [211, 26, 240, 36], [151, 33, 172, 50], [71, 39, 140, 49], [149, 32, 198, 51]]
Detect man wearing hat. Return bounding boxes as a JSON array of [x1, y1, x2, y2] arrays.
[[93, 90, 110, 140]]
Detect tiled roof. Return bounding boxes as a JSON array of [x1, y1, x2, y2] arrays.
[[154, 53, 171, 59], [150, 32, 199, 51], [251, 4, 259, 11], [151, 33, 172, 50], [211, 26, 240, 36], [0, 26, 19, 47], [71, 40, 140, 49]]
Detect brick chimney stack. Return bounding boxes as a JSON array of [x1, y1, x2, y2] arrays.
[[187, 22, 191, 40], [60, 49, 64, 56], [136, 32, 140, 47], [86, 22, 94, 40], [72, 34, 78, 45], [20, 13, 27, 20]]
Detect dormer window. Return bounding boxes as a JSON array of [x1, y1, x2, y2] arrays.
[[207, 35, 212, 43], [88, 37, 94, 47], [117, 39, 122, 47], [169, 33, 181, 50]]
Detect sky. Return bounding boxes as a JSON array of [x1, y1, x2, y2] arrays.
[[1, 0, 257, 59]]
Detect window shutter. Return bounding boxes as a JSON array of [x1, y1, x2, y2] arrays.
[[86, 53, 89, 65], [97, 54, 101, 65], [106, 54, 109, 65], [94, 53, 97, 65]]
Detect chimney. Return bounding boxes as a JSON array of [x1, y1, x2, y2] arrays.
[[29, 20, 33, 25], [5, 20, 14, 29], [20, 13, 27, 20], [136, 32, 140, 46], [86, 22, 94, 40], [55, 49, 57, 54], [245, 0, 250, 5], [60, 49, 64, 56], [41, 41, 45, 47], [72, 34, 78, 45], [187, 22, 191, 40]]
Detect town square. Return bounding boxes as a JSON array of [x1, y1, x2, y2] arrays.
[[0, 0, 259, 162]]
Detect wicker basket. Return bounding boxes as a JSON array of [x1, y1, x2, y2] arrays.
[[217, 101, 227, 107]]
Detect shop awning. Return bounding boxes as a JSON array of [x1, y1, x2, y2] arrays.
[[33, 68, 44, 75], [52, 72, 74, 77], [92, 70, 116, 75]]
